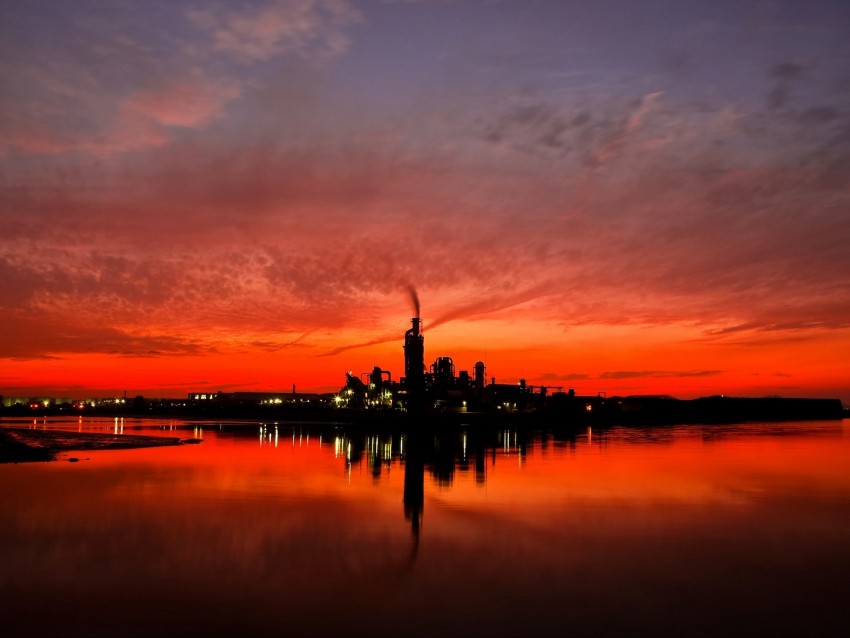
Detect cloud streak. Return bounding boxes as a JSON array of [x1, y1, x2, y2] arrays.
[[185, 0, 360, 62], [600, 370, 723, 380]]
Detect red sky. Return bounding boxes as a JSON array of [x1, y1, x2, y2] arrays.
[[1, 1, 849, 402]]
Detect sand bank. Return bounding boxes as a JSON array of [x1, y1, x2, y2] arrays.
[[0, 427, 198, 463]]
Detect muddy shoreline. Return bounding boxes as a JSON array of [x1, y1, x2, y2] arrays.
[[0, 428, 199, 463]]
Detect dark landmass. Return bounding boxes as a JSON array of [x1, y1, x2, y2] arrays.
[[1, 395, 843, 462], [560, 394, 846, 425], [6, 394, 846, 426], [126, 394, 846, 426], [0, 428, 195, 464], [3, 399, 845, 432]]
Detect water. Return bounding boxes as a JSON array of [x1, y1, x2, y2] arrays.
[[1, 417, 849, 637]]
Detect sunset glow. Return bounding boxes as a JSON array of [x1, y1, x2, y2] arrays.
[[2, 1, 849, 402]]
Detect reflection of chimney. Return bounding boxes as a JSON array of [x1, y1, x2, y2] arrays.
[[403, 432, 425, 541]]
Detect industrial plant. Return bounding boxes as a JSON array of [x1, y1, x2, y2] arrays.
[[334, 313, 569, 416], [4, 303, 845, 424], [326, 310, 845, 424]]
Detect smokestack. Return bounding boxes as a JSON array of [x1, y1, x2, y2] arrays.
[[404, 313, 425, 413], [404, 317, 424, 382], [474, 361, 486, 390]]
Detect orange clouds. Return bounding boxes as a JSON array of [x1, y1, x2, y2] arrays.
[[106, 77, 242, 152]]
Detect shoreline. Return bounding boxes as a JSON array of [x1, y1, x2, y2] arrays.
[[3, 408, 847, 465], [0, 428, 198, 464], [4, 394, 844, 426]]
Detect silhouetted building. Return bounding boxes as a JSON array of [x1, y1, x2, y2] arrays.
[[403, 316, 425, 412]]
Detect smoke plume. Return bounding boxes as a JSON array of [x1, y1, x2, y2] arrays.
[[407, 284, 420, 318]]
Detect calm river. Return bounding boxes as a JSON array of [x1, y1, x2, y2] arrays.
[[1, 417, 849, 637]]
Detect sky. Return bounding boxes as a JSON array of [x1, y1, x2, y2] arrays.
[[1, 0, 849, 402]]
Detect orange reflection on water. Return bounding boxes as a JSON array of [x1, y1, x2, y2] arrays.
[[1, 418, 849, 637]]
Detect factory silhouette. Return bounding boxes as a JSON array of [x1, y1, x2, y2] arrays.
[[7, 291, 844, 423], [188, 291, 843, 425], [336, 312, 566, 416], [184, 289, 592, 421]]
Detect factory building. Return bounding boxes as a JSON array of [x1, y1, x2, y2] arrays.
[[188, 390, 327, 406], [334, 314, 571, 415]]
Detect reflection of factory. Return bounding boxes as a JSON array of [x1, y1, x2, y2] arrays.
[[336, 315, 575, 415]]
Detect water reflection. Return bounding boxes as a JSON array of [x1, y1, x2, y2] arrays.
[[2, 418, 849, 637], [403, 431, 424, 544]]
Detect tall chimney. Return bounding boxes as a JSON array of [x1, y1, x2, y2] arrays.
[[404, 316, 425, 412]]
